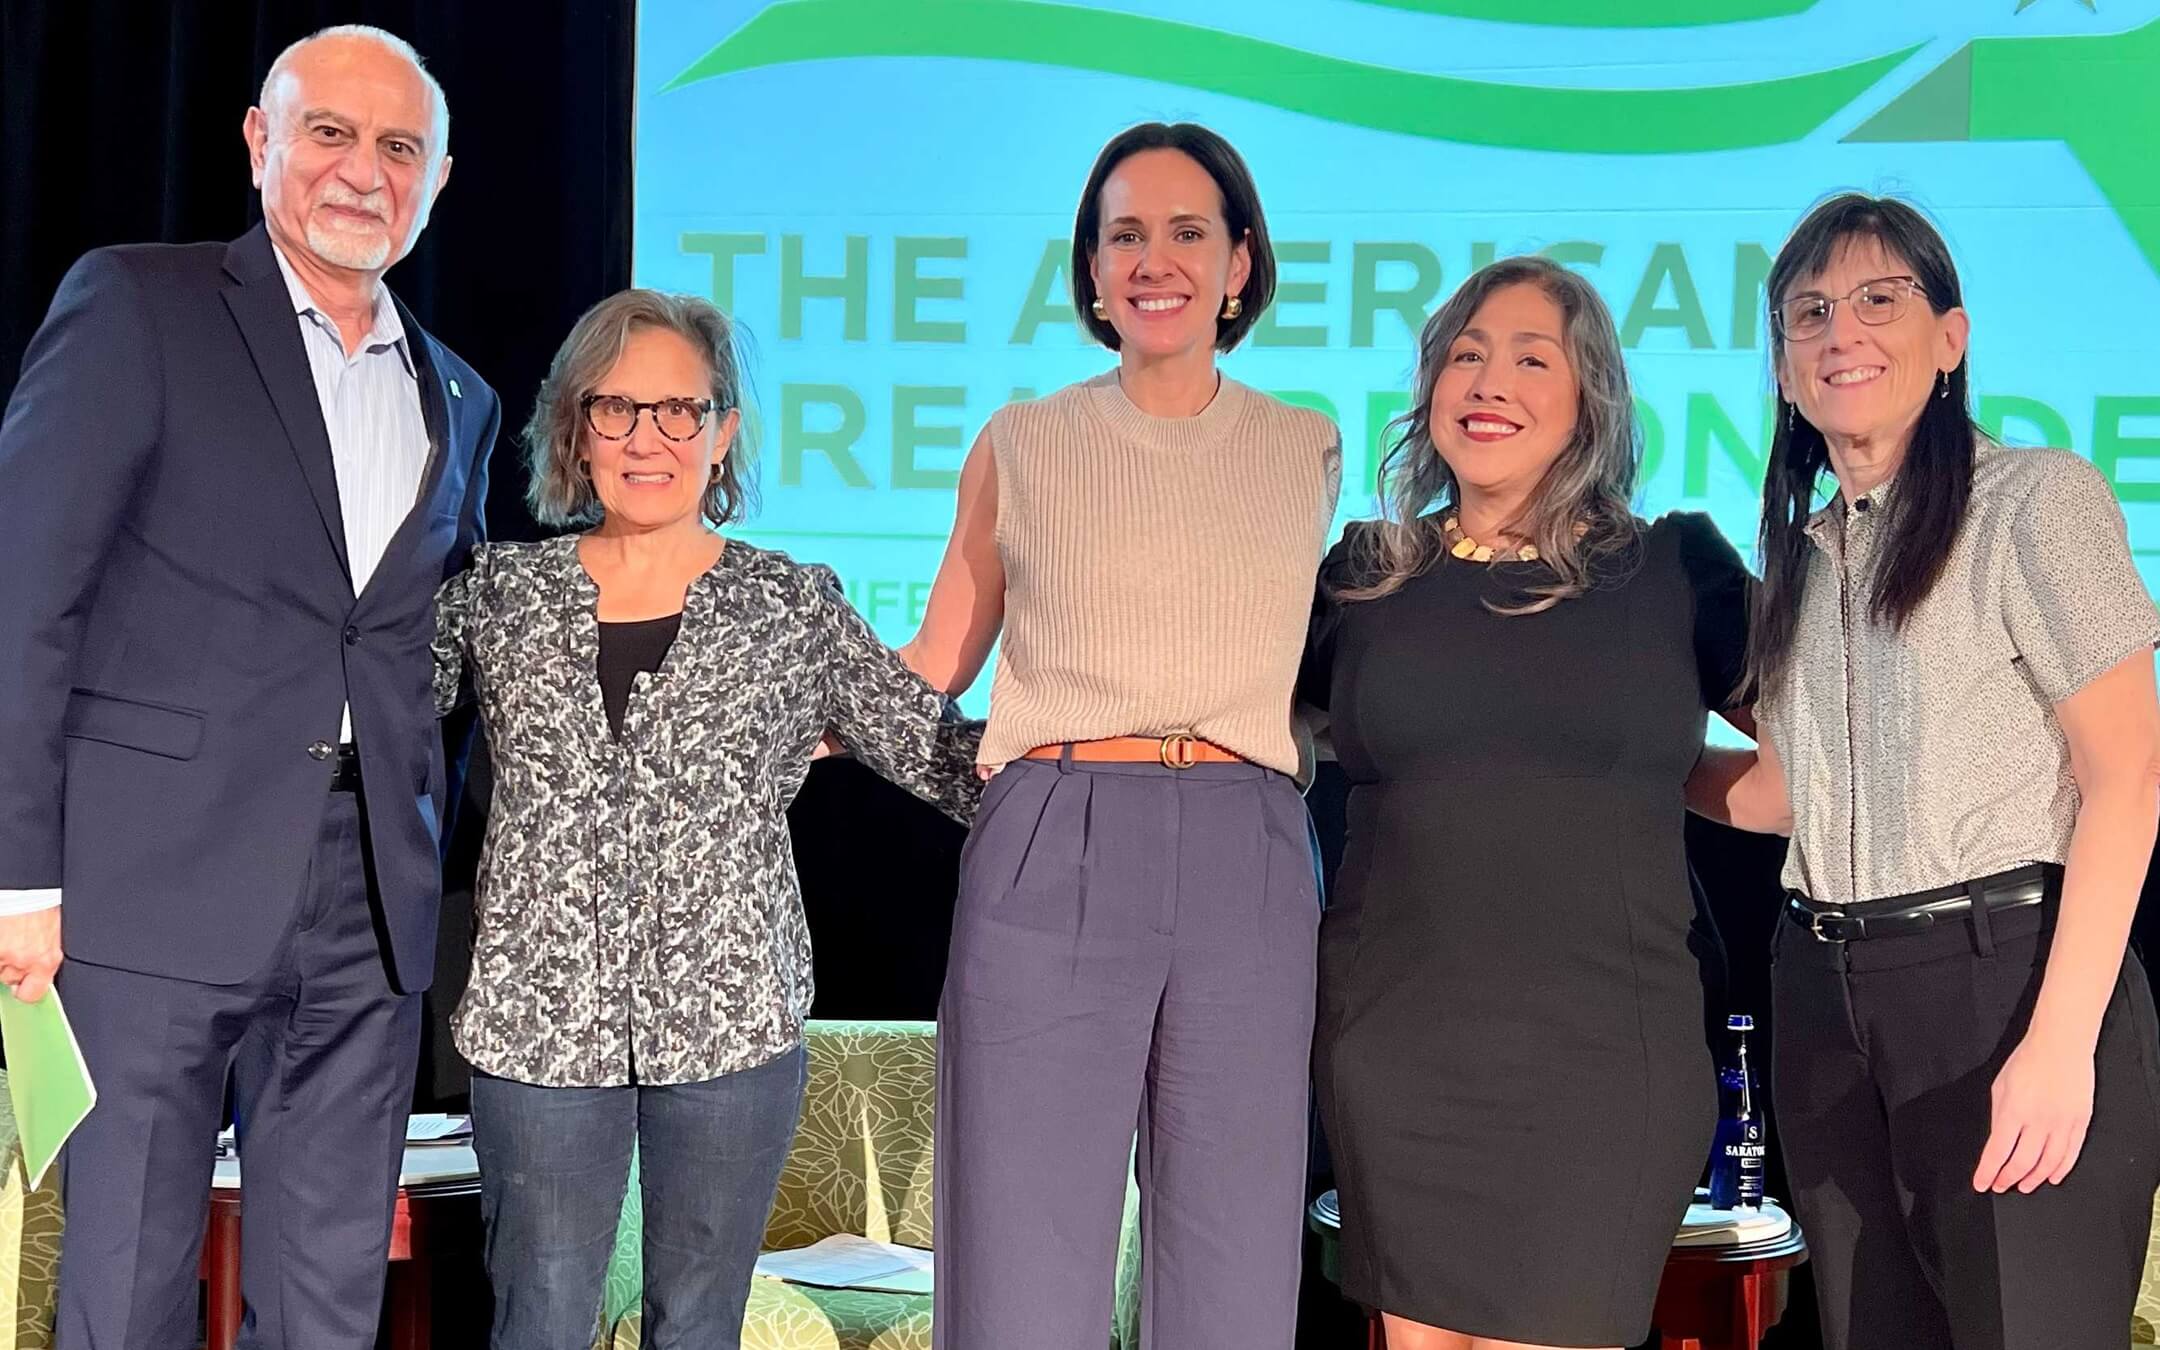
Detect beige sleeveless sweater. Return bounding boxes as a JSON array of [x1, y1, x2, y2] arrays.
[[981, 371, 1342, 774]]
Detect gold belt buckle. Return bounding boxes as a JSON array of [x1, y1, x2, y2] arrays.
[[1159, 732, 1199, 770]]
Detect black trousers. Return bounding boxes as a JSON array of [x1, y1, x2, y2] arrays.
[[1772, 879, 2160, 1350], [54, 790, 422, 1350]]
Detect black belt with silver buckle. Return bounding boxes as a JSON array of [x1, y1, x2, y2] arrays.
[[1785, 863, 2056, 943], [329, 744, 362, 792]]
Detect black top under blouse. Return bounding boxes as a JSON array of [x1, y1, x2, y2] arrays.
[[597, 613, 683, 739]]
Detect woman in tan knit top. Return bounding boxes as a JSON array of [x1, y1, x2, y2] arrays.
[[902, 123, 1341, 1350]]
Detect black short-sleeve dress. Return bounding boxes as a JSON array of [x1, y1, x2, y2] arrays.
[[1302, 512, 1750, 1346]]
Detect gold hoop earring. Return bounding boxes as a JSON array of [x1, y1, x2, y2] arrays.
[[1221, 296, 1243, 320], [1090, 298, 1107, 320], [576, 459, 592, 481]]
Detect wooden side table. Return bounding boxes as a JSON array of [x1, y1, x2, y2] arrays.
[[1650, 1229, 1808, 1350], [201, 1144, 482, 1350], [1306, 1189, 1808, 1350]]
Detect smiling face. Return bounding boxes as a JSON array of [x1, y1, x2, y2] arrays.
[[585, 326, 739, 532], [1776, 235, 1968, 452], [1087, 147, 1250, 362], [1428, 281, 1580, 505], [245, 34, 450, 277]]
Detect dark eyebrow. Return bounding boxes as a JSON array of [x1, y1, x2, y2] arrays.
[[1104, 213, 1213, 229], [298, 109, 427, 152], [1457, 326, 1562, 348], [1783, 275, 1913, 303]]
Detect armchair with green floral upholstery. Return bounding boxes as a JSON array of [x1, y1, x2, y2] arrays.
[[602, 1020, 1141, 1350], [0, 1069, 63, 1350], [2135, 1198, 2160, 1347]]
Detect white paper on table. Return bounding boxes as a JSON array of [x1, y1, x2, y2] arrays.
[[405, 1113, 471, 1142], [211, 1139, 480, 1190], [755, 1234, 934, 1294], [217, 1114, 469, 1154], [1673, 1197, 1793, 1247]]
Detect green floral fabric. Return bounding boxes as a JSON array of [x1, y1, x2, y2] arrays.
[[604, 1021, 1140, 1349], [0, 1071, 62, 1350], [2137, 1195, 2160, 1345]]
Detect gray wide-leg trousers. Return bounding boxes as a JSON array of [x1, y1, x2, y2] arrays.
[[934, 754, 1322, 1350]]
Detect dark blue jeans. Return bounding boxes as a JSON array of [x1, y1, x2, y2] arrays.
[[471, 1045, 806, 1350]]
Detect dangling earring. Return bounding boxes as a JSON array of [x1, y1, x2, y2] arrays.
[[1091, 298, 1108, 320], [1784, 402, 1795, 432], [575, 459, 592, 481], [1938, 370, 1950, 400], [1221, 296, 1243, 320]]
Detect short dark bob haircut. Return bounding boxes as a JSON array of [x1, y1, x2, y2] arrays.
[[1069, 122, 1275, 352]]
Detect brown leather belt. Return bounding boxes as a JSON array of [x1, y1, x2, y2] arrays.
[[1022, 734, 1244, 770]]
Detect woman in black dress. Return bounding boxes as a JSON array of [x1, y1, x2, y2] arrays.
[[1302, 256, 1752, 1350]]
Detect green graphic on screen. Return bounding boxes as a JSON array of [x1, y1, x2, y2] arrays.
[[634, 0, 2160, 709]]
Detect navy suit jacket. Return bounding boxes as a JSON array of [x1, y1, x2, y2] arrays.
[[0, 225, 497, 989]]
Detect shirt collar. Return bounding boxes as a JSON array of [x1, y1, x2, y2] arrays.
[[268, 241, 415, 376], [1803, 470, 1898, 550]]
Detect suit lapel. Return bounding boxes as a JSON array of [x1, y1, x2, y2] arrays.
[[221, 227, 351, 583], [359, 303, 466, 605], [394, 293, 455, 517]]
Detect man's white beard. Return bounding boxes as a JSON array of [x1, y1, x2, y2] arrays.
[[306, 215, 392, 271]]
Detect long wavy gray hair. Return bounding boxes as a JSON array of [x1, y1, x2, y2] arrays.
[[1338, 255, 1641, 613]]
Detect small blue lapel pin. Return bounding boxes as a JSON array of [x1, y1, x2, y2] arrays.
[[448, 378, 462, 399]]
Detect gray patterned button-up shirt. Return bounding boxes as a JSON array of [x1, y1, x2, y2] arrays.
[[434, 536, 981, 1086], [1761, 444, 2159, 905]]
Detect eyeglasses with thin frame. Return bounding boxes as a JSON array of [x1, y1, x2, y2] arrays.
[[580, 394, 719, 442], [1771, 275, 1928, 342]]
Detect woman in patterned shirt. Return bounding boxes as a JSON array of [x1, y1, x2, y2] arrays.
[[1695, 195, 2160, 1350], [433, 289, 981, 1350]]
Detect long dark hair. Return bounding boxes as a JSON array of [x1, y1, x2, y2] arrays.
[[1743, 194, 1978, 702]]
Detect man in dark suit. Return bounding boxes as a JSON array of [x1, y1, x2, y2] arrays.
[[0, 25, 497, 1348]]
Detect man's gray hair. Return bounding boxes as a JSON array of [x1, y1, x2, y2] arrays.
[[260, 25, 450, 155]]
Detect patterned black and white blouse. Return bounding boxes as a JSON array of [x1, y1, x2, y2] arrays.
[[433, 535, 981, 1087]]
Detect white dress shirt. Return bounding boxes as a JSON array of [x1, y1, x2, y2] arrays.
[[0, 245, 428, 917]]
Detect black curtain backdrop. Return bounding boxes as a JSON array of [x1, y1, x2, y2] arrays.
[[7, 7, 2158, 1346], [1, 0, 635, 542]]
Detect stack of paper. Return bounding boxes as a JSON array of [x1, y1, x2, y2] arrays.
[[754, 1234, 934, 1295], [406, 1113, 472, 1143], [1674, 1195, 1794, 1248]]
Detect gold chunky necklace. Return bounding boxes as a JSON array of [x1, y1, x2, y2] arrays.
[[1442, 515, 1540, 563]]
